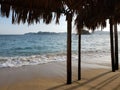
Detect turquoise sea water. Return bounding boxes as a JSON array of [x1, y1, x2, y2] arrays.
[[0, 31, 119, 68], [0, 33, 67, 57]]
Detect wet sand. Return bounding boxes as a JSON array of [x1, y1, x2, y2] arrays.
[[0, 59, 120, 90]]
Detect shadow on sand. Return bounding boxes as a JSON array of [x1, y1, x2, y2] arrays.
[[47, 70, 120, 90]]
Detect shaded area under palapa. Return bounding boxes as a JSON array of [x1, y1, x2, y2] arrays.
[[0, 0, 120, 84]]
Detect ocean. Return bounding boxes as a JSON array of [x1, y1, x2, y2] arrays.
[[0, 31, 119, 68]]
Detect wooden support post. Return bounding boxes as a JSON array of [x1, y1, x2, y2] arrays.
[[67, 13, 72, 84], [114, 24, 119, 70], [109, 19, 115, 72], [78, 32, 81, 80]]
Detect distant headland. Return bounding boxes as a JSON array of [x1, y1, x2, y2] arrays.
[[81, 30, 90, 34], [24, 31, 67, 35], [24, 30, 90, 35]]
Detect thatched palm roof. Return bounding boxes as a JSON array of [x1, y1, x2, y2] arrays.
[[1, 0, 120, 31], [0, 0, 65, 24], [74, 0, 120, 30]]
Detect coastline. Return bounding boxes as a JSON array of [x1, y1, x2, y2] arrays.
[[0, 57, 119, 90]]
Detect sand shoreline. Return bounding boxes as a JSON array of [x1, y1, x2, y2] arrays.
[[0, 60, 119, 90]]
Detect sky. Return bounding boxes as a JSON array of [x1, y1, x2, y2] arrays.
[[0, 15, 112, 35], [0, 15, 68, 35]]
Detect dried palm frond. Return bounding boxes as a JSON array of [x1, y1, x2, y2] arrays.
[[1, 0, 120, 31]]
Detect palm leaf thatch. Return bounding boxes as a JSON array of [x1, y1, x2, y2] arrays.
[[0, 0, 65, 24], [1, 0, 120, 31], [73, 0, 120, 31]]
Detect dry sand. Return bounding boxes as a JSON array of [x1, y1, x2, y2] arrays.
[[0, 60, 120, 90]]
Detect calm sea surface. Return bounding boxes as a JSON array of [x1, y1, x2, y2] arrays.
[[0, 31, 119, 68]]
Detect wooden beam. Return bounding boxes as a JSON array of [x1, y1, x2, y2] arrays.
[[109, 18, 115, 72], [67, 13, 72, 84], [114, 24, 119, 70], [78, 33, 81, 80]]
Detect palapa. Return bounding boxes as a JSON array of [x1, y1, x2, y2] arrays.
[[0, 0, 120, 84]]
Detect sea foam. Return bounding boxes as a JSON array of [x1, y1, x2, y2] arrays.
[[0, 52, 114, 68], [0, 53, 68, 68]]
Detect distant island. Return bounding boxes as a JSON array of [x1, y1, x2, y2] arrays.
[[81, 30, 90, 34], [24, 31, 60, 35], [25, 30, 90, 35]]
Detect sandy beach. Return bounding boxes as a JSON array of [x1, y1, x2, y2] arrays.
[[0, 58, 120, 90]]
